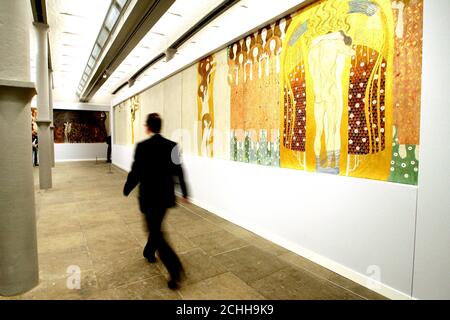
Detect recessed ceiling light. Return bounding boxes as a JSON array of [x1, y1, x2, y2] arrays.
[[63, 31, 80, 36], [168, 12, 182, 17], [59, 12, 84, 18]]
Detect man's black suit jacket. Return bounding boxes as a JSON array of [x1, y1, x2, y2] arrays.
[[123, 134, 188, 211]]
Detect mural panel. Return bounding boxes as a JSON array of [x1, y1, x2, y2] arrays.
[[138, 83, 164, 143], [278, 0, 422, 185], [197, 55, 216, 157], [53, 110, 109, 143], [31, 107, 38, 133], [113, 99, 132, 145], [113, 0, 423, 185], [227, 18, 290, 166], [163, 74, 183, 144], [181, 64, 199, 156]]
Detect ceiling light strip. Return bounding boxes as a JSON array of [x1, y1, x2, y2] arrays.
[[79, 0, 176, 101], [76, 0, 131, 97], [112, 0, 239, 94]]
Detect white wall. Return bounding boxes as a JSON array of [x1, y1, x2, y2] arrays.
[[111, 0, 450, 300], [111, 144, 134, 171], [412, 0, 450, 300], [55, 143, 107, 162]]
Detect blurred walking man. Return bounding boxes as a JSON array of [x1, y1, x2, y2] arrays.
[[123, 113, 188, 289]]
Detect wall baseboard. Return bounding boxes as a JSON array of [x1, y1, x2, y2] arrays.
[[56, 158, 107, 162], [112, 161, 128, 172], [111, 163, 128, 174]]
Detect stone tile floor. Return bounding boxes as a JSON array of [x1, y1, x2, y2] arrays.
[[0, 161, 387, 300]]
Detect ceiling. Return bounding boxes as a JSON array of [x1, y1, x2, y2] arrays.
[[45, 0, 111, 104], [35, 0, 305, 106]]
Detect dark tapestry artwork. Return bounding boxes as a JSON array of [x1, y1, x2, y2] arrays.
[[53, 110, 109, 143]]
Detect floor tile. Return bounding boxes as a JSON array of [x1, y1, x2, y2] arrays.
[[189, 230, 249, 256], [278, 252, 336, 279], [95, 257, 161, 290], [249, 267, 362, 300], [178, 249, 227, 285], [212, 245, 288, 283], [114, 275, 181, 300], [180, 272, 266, 300]]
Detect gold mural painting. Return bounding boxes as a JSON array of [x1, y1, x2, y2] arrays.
[[113, 0, 423, 185], [197, 55, 216, 157], [278, 0, 422, 184], [227, 19, 289, 166]]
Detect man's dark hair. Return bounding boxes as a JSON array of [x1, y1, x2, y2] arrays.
[[146, 113, 162, 133]]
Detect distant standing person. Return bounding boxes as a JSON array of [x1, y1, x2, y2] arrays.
[[106, 135, 112, 163], [32, 131, 39, 166], [123, 113, 189, 290]]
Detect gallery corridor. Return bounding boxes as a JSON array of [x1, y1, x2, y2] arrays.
[[0, 162, 385, 300]]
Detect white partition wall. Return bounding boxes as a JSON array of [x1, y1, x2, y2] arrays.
[[53, 102, 110, 162], [412, 0, 450, 300], [55, 143, 107, 161]]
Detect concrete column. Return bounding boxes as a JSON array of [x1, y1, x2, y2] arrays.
[[49, 70, 55, 167], [0, 81, 39, 296], [34, 22, 52, 189], [0, 0, 39, 296]]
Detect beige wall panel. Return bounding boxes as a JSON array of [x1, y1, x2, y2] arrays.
[[213, 49, 231, 159], [113, 100, 131, 145], [163, 74, 182, 143], [139, 83, 164, 142], [181, 64, 198, 155]]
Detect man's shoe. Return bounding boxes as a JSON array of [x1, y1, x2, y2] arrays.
[[167, 279, 179, 290]]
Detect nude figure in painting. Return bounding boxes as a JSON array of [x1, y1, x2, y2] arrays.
[[198, 56, 216, 157], [64, 121, 72, 143], [308, 31, 355, 173], [200, 113, 213, 157]]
